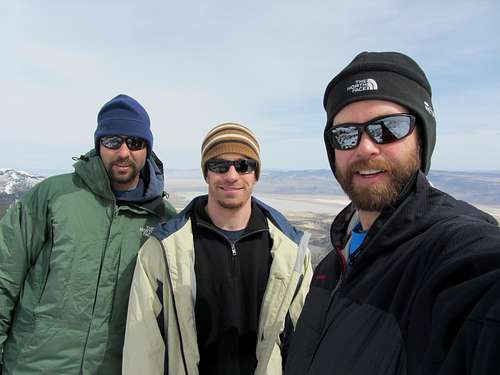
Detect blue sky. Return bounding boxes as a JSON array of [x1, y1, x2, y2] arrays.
[[1, 0, 499, 173]]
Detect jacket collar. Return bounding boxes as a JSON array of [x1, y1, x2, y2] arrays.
[[154, 195, 305, 243], [331, 171, 421, 251], [191, 195, 269, 235], [72, 149, 166, 212], [331, 170, 497, 273]]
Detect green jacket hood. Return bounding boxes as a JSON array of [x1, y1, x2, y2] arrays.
[[73, 150, 166, 203]]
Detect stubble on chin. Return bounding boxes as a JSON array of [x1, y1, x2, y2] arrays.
[[109, 168, 139, 185], [217, 199, 244, 210], [106, 159, 139, 186]]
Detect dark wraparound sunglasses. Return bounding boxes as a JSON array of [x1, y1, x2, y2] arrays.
[[206, 159, 258, 174], [100, 135, 147, 151], [327, 114, 416, 150]]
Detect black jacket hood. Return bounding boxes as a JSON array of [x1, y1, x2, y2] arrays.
[[331, 171, 497, 279]]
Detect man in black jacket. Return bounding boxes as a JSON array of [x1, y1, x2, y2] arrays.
[[285, 51, 500, 375]]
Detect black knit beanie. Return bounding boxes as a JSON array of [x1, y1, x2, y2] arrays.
[[323, 51, 436, 175]]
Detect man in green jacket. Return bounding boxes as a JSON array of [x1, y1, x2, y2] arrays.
[[0, 94, 176, 374]]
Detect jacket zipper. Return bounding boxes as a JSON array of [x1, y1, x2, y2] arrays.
[[321, 246, 347, 332], [230, 242, 237, 276], [228, 229, 268, 276], [80, 202, 117, 372], [230, 242, 237, 256], [310, 247, 346, 366], [198, 222, 268, 276], [327, 246, 346, 307]]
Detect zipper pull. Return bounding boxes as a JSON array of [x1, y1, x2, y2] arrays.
[[231, 242, 237, 256], [330, 275, 343, 297], [348, 249, 361, 267]]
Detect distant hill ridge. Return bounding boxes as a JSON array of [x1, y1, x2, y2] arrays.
[[166, 168, 500, 206], [0, 169, 45, 197], [1, 168, 499, 206], [1, 168, 498, 258]]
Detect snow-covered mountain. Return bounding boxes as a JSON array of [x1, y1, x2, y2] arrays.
[[0, 169, 45, 197]]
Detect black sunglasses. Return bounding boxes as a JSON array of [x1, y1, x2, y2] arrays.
[[328, 114, 416, 150], [100, 135, 147, 151], [206, 159, 258, 174]]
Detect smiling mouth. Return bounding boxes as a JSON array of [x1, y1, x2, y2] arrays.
[[356, 169, 386, 176], [113, 164, 133, 173], [220, 186, 242, 191]]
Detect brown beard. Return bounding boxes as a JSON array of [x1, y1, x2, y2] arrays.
[[105, 157, 140, 187], [336, 152, 420, 212]]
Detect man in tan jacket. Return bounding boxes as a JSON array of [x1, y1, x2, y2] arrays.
[[123, 123, 312, 375]]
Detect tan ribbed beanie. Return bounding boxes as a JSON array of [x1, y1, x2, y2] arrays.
[[201, 122, 261, 180]]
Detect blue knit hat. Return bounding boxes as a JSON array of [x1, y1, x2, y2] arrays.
[[94, 94, 153, 155]]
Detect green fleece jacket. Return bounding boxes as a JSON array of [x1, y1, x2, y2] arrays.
[[0, 152, 175, 374]]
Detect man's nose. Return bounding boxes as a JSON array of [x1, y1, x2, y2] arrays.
[[223, 165, 239, 180], [355, 132, 381, 158], [116, 142, 131, 157]]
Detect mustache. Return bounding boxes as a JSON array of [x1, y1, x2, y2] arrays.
[[347, 158, 393, 174], [112, 156, 135, 165]]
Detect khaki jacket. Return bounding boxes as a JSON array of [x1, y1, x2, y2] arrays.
[[123, 197, 312, 375]]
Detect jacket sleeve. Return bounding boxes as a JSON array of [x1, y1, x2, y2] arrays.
[[276, 232, 313, 369], [289, 243, 313, 329], [122, 237, 167, 375], [281, 237, 313, 363], [0, 189, 48, 362], [408, 221, 500, 374]]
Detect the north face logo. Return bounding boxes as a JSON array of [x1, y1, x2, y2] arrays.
[[347, 78, 378, 93], [424, 101, 435, 118]]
